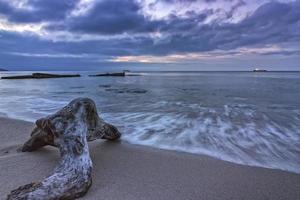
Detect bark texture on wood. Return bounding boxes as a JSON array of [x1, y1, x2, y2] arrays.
[[7, 98, 121, 200], [22, 98, 121, 152]]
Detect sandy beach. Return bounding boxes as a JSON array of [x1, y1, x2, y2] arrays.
[[0, 117, 300, 200]]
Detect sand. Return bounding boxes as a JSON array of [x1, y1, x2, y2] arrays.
[[0, 117, 299, 200]]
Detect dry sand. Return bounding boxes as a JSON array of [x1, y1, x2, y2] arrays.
[[0, 117, 300, 200]]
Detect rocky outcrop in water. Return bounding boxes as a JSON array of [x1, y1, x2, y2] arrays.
[[105, 88, 147, 94], [89, 72, 126, 77], [7, 98, 121, 200], [1, 73, 80, 79], [90, 72, 142, 77], [99, 85, 147, 94]]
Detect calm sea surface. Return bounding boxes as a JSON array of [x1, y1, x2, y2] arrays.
[[0, 71, 299, 173]]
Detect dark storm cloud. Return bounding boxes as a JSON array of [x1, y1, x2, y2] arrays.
[[99, 1, 297, 56], [46, 0, 243, 35], [225, 0, 246, 19], [144, 1, 300, 54], [0, 31, 137, 56], [0, 0, 77, 23], [45, 0, 300, 55], [222, 1, 300, 47], [47, 0, 163, 35]]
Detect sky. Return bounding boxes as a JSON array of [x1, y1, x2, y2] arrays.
[[0, 0, 299, 71]]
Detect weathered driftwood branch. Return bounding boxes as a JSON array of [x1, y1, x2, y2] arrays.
[[22, 98, 121, 152], [7, 98, 121, 200]]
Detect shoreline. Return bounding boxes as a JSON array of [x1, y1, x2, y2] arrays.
[[1, 117, 300, 199], [2, 115, 299, 174]]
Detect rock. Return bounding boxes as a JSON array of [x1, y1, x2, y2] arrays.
[[104, 87, 147, 94], [1, 73, 80, 79], [90, 71, 143, 77], [104, 88, 122, 93], [89, 72, 125, 77], [126, 89, 147, 94], [99, 84, 112, 88], [7, 98, 121, 200]]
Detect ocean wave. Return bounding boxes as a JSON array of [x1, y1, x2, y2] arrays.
[[0, 97, 69, 122], [1, 96, 299, 173], [104, 105, 300, 174]]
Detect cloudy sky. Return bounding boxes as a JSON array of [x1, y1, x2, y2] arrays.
[[0, 0, 299, 71]]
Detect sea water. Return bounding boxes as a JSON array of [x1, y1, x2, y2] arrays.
[[0, 71, 299, 173]]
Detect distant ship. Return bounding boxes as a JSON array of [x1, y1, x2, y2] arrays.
[[253, 68, 268, 72]]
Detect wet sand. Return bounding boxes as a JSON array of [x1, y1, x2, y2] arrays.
[[0, 117, 299, 200]]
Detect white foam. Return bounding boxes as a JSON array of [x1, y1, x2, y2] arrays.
[[104, 105, 300, 174], [0, 95, 299, 174]]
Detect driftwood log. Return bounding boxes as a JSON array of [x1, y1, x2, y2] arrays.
[[22, 98, 121, 152], [7, 98, 121, 200]]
